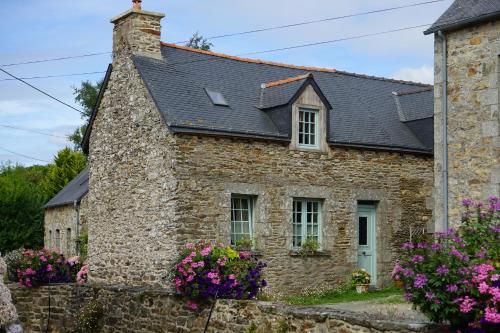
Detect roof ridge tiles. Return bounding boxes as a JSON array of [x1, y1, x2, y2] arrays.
[[262, 73, 312, 88], [160, 42, 431, 87]]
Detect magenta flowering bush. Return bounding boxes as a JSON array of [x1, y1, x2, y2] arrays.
[[393, 196, 499, 332], [14, 249, 82, 287], [173, 243, 267, 310]]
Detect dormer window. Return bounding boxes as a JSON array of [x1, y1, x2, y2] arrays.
[[298, 107, 319, 149]]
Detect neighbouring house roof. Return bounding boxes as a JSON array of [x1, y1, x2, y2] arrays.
[[127, 43, 433, 154], [43, 169, 89, 209], [392, 87, 434, 122], [424, 0, 500, 35]]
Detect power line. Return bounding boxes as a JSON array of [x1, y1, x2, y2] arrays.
[[0, 67, 85, 115], [0, 71, 106, 82], [175, 0, 445, 43], [0, 124, 70, 139], [0, 52, 111, 67], [0, 0, 444, 68], [0, 145, 51, 163]]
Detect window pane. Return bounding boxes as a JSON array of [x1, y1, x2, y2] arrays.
[[231, 196, 252, 245], [359, 217, 368, 245]]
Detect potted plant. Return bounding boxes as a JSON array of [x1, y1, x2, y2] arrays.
[[351, 268, 371, 293], [298, 237, 320, 256]]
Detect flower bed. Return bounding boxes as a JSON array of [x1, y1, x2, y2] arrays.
[[393, 196, 499, 332], [173, 243, 267, 310], [11, 249, 82, 287]]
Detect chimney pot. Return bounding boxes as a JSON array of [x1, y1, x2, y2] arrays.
[[132, 0, 142, 10]]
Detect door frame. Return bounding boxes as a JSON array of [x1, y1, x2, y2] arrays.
[[357, 204, 377, 285]]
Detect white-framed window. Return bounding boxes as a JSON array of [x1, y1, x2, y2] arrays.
[[231, 195, 253, 245], [292, 199, 322, 248], [298, 107, 319, 149]]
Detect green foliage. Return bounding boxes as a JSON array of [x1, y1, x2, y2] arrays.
[[0, 164, 48, 253], [40, 148, 86, 199], [69, 80, 103, 151], [72, 299, 105, 333], [234, 237, 253, 250], [351, 268, 371, 285], [298, 237, 320, 256], [77, 231, 89, 262], [185, 32, 213, 51]]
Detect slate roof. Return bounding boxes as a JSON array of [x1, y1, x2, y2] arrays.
[[424, 0, 500, 35], [43, 169, 89, 209], [392, 87, 434, 122], [131, 43, 434, 153]]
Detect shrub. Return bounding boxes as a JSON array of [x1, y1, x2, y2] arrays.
[[3, 248, 24, 282], [173, 243, 267, 310], [393, 196, 499, 332], [14, 249, 82, 287], [77, 265, 88, 285], [351, 269, 371, 285], [298, 237, 320, 256], [72, 299, 105, 333]]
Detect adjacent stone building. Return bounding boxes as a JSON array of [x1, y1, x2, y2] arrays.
[[81, 2, 435, 292], [43, 169, 89, 257], [425, 0, 500, 231]]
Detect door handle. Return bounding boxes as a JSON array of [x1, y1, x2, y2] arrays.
[[362, 251, 367, 256]]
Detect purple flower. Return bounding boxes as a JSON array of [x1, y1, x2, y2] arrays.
[[403, 269, 414, 277], [461, 198, 474, 207], [412, 255, 425, 263], [404, 292, 413, 301], [414, 274, 427, 289], [401, 242, 414, 250], [436, 265, 449, 275], [431, 243, 441, 251], [416, 243, 427, 249], [446, 284, 458, 292], [425, 291, 434, 300]]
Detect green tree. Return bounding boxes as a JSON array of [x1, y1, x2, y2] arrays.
[[41, 148, 86, 199], [185, 32, 213, 51], [69, 80, 103, 151], [0, 164, 48, 253]]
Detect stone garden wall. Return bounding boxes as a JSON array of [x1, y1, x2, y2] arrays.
[[9, 284, 435, 333]]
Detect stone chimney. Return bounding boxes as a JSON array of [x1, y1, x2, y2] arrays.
[[111, 0, 165, 60]]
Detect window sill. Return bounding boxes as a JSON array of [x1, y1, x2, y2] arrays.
[[288, 250, 331, 257]]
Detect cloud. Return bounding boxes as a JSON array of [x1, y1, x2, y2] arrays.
[[391, 65, 434, 84]]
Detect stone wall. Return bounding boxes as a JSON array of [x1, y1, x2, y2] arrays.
[[44, 205, 79, 257], [173, 135, 433, 292], [9, 284, 435, 333], [87, 51, 179, 286], [433, 20, 500, 230]]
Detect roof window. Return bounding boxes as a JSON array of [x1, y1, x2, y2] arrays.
[[205, 88, 229, 106]]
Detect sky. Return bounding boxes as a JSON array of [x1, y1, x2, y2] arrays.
[[0, 0, 453, 166]]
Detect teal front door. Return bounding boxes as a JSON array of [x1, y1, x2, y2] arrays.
[[357, 205, 376, 285]]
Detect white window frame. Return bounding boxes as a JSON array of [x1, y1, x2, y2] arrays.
[[297, 107, 320, 149], [230, 195, 253, 245], [292, 199, 322, 249]]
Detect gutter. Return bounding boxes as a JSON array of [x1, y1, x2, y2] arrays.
[[437, 30, 448, 232]]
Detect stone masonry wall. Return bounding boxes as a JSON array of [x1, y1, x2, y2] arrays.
[[9, 284, 435, 333], [433, 21, 500, 230], [87, 51, 179, 286], [44, 205, 78, 257], [173, 135, 433, 292]]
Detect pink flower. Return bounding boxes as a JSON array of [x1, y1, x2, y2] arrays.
[[186, 300, 198, 310], [484, 307, 500, 323], [174, 277, 182, 287], [185, 243, 195, 249], [201, 246, 212, 256], [239, 251, 251, 259], [186, 275, 194, 282], [478, 282, 489, 294], [459, 296, 476, 313], [46, 264, 53, 272], [39, 256, 47, 262], [228, 274, 236, 280]]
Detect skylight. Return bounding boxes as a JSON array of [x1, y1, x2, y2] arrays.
[[205, 88, 229, 106]]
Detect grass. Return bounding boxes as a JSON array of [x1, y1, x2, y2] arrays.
[[284, 286, 406, 306]]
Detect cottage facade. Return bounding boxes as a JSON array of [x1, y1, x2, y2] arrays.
[[43, 170, 88, 257], [81, 3, 435, 292], [425, 0, 500, 231]]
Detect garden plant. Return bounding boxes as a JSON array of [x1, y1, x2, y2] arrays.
[[393, 196, 499, 332], [173, 243, 267, 310]]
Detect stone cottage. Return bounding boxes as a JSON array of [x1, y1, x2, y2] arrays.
[[424, 0, 500, 231], [81, 1, 435, 292], [43, 169, 88, 256]]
